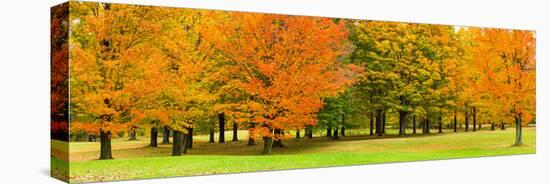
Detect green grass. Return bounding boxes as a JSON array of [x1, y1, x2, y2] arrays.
[[57, 127, 535, 183], [60, 128, 536, 182]]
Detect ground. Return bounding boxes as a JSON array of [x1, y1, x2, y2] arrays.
[[51, 127, 536, 183]]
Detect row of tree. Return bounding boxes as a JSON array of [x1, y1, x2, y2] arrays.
[[316, 22, 536, 144], [56, 2, 535, 160]]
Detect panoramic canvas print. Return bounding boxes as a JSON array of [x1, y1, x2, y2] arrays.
[[51, 1, 536, 183]]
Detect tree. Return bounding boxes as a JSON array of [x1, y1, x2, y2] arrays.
[[156, 8, 219, 155], [51, 2, 70, 141], [471, 28, 535, 145], [69, 2, 169, 159], [213, 13, 360, 154], [350, 21, 458, 136]]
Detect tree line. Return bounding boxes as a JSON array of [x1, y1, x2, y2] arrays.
[[58, 2, 535, 160]]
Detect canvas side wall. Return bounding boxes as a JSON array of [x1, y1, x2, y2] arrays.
[[51, 2, 70, 183]]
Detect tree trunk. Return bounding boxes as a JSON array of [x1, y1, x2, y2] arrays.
[[421, 118, 425, 134], [491, 123, 495, 131], [438, 115, 443, 133], [514, 115, 523, 146], [478, 123, 482, 130], [412, 115, 417, 134], [398, 111, 408, 135], [248, 122, 255, 145], [453, 111, 457, 132], [501, 122, 506, 130], [326, 126, 332, 137], [341, 114, 346, 136], [332, 127, 339, 140], [296, 129, 301, 139], [370, 112, 374, 135], [272, 129, 284, 147], [307, 126, 313, 138], [232, 122, 239, 142], [262, 137, 273, 154], [424, 117, 430, 134], [171, 130, 182, 156], [209, 127, 215, 143], [149, 127, 158, 147], [128, 128, 137, 141], [382, 109, 387, 134], [187, 128, 193, 149], [472, 107, 477, 132], [99, 130, 113, 160], [182, 133, 189, 154], [465, 111, 469, 132], [218, 112, 225, 143], [376, 109, 383, 136], [162, 126, 170, 144]]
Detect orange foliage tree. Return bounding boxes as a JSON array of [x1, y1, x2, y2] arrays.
[[470, 28, 535, 145], [51, 3, 70, 141], [69, 2, 168, 159], [213, 13, 361, 154], [155, 8, 220, 155]]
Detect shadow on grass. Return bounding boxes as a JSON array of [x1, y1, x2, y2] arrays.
[[69, 127, 535, 161], [116, 131, 450, 156]]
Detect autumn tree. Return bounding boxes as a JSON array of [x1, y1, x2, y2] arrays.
[[51, 2, 70, 141], [349, 21, 458, 136], [69, 2, 169, 159], [213, 13, 360, 154], [153, 8, 220, 155], [471, 28, 535, 145]]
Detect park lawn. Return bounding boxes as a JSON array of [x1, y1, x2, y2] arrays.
[[55, 127, 535, 183]]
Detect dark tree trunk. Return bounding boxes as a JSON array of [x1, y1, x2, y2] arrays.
[[376, 110, 383, 136], [398, 111, 408, 135], [369, 112, 374, 135], [128, 128, 137, 141], [412, 115, 417, 134], [187, 128, 193, 149], [382, 109, 386, 135], [149, 127, 158, 147], [209, 127, 215, 143], [248, 122, 255, 145], [326, 126, 332, 137], [182, 133, 189, 154], [218, 112, 225, 143], [501, 122, 506, 130], [262, 137, 273, 154], [99, 130, 113, 160], [332, 127, 339, 140], [272, 129, 284, 147], [514, 115, 523, 146], [438, 115, 443, 133], [453, 111, 457, 132], [424, 117, 431, 134], [306, 126, 313, 138], [341, 114, 346, 136], [472, 107, 477, 132], [421, 118, 426, 134], [296, 129, 301, 139], [172, 130, 182, 156], [491, 123, 495, 130], [232, 122, 239, 142], [465, 111, 469, 132], [162, 126, 170, 144]]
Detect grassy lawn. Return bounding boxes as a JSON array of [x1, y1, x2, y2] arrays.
[[54, 127, 535, 183]]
